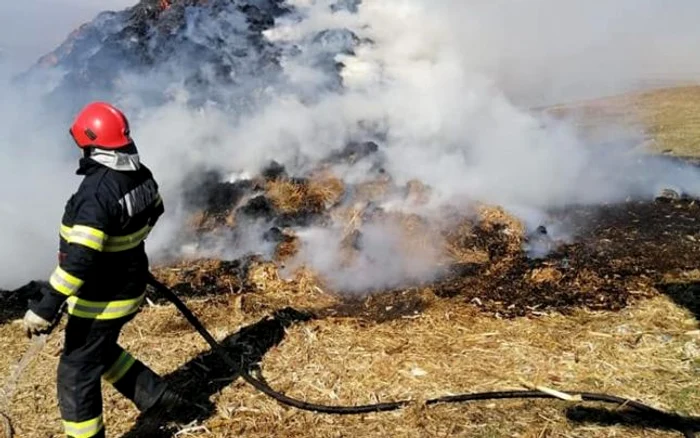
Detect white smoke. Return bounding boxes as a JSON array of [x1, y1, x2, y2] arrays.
[[0, 79, 80, 289], [288, 222, 441, 293], [0, 0, 137, 289], [0, 0, 137, 73], [2, 0, 700, 291]]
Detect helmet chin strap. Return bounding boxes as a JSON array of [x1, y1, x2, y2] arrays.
[[87, 147, 141, 171]]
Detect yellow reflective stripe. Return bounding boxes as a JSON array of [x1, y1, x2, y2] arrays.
[[67, 225, 105, 251], [103, 225, 152, 252], [66, 294, 145, 320], [103, 351, 136, 384], [49, 267, 83, 296], [155, 194, 163, 207], [60, 225, 71, 241], [61, 224, 152, 253], [63, 415, 104, 438]]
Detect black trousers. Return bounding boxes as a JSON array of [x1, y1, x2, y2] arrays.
[[57, 314, 168, 438]]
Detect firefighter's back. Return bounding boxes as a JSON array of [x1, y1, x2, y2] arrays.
[[59, 159, 164, 303]]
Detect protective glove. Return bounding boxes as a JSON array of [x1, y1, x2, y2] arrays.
[[22, 309, 52, 338], [27, 282, 67, 331]]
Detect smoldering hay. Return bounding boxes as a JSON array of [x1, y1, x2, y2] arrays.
[[1, 0, 700, 291]]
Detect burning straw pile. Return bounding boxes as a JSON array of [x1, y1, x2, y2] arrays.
[[152, 139, 700, 321]]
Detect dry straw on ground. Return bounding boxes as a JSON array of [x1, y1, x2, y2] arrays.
[[1, 290, 696, 438]]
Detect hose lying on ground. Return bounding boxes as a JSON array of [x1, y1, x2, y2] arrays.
[[147, 276, 698, 438]]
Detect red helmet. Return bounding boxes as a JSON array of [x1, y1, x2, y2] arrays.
[[69, 102, 133, 149]]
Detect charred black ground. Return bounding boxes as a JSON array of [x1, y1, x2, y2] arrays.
[[0, 282, 47, 326], [433, 197, 700, 318], [324, 197, 699, 321]]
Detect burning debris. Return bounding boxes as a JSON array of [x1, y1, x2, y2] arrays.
[[183, 170, 254, 213], [139, 98, 700, 320], [153, 149, 700, 320], [182, 161, 347, 233], [152, 256, 260, 299]]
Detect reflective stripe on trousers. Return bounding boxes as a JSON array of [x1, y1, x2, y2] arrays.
[[63, 416, 104, 438], [58, 315, 168, 438], [102, 351, 136, 384]]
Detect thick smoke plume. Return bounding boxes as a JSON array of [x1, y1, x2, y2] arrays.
[[2, 0, 700, 291]]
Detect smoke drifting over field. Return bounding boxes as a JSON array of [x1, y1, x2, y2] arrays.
[[1, 0, 700, 290]]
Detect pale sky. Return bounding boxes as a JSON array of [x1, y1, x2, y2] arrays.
[[0, 0, 137, 72]]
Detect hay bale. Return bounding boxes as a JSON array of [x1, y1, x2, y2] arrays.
[[394, 214, 439, 256], [266, 174, 345, 216], [187, 209, 236, 232], [293, 266, 330, 298], [266, 180, 306, 214], [307, 174, 345, 210]]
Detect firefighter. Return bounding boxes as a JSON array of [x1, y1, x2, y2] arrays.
[[21, 101, 183, 438]]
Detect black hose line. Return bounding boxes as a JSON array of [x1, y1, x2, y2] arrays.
[[147, 276, 697, 438]]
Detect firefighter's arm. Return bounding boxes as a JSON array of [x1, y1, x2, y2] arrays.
[[30, 193, 112, 321], [149, 185, 165, 227]]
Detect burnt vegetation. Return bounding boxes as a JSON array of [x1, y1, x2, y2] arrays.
[[151, 143, 700, 322]]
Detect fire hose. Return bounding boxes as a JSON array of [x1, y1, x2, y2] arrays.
[[147, 276, 697, 438]]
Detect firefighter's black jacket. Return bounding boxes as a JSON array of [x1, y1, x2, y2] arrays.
[[31, 157, 164, 322]]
